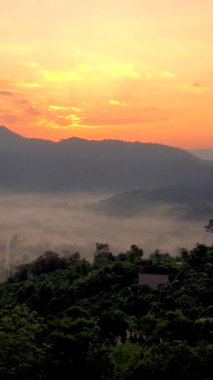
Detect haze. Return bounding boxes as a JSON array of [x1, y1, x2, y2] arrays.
[[0, 2, 213, 277], [0, 192, 212, 277]]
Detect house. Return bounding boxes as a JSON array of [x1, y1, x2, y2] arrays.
[[138, 273, 169, 289]]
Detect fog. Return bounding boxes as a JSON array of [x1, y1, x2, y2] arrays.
[[0, 192, 212, 279]]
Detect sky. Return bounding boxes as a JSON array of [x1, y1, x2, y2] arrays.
[[0, 0, 213, 148]]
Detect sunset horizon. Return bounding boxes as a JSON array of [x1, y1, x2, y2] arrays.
[[0, 3, 213, 375], [0, 1, 213, 149], [1, 124, 213, 150]]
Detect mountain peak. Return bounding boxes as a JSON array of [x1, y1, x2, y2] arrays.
[[0, 125, 24, 140], [0, 125, 13, 133], [60, 136, 89, 143]]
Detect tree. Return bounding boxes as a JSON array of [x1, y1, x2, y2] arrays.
[[127, 245, 143, 262], [94, 243, 115, 266], [0, 304, 47, 380], [204, 219, 213, 232]]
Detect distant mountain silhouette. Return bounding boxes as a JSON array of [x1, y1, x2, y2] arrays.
[[91, 185, 213, 220], [0, 125, 213, 192], [190, 148, 213, 161]]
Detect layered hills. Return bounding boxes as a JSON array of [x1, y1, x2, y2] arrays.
[[0, 125, 212, 193]]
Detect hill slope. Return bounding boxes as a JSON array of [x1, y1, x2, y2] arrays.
[[0, 125, 213, 192], [91, 185, 213, 220], [190, 148, 213, 160]]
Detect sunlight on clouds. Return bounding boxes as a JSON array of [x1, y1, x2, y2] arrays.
[[0, 1, 213, 146], [41, 61, 141, 83], [108, 99, 128, 106], [70, 106, 84, 113], [66, 114, 82, 123], [16, 82, 43, 89], [45, 104, 85, 128], [179, 81, 209, 92], [48, 105, 71, 111], [48, 105, 84, 113]]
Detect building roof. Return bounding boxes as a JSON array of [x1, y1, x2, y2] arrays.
[[138, 273, 169, 289]]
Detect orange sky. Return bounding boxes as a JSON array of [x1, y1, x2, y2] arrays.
[[0, 0, 213, 148]]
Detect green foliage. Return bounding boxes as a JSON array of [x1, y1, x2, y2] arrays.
[[0, 243, 212, 379], [0, 304, 48, 380], [126, 245, 143, 262], [111, 342, 143, 380], [94, 242, 115, 267]]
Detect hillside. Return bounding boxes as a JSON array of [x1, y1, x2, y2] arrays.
[[91, 185, 213, 220], [190, 148, 213, 160], [0, 126, 212, 192]]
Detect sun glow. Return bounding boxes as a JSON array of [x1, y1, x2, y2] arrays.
[[0, 0, 213, 148]]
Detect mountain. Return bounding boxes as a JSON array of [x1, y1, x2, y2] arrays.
[[190, 148, 213, 161], [91, 185, 213, 220], [0, 125, 213, 192]]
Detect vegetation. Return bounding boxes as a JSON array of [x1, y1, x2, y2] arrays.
[[205, 218, 213, 232], [0, 242, 212, 379]]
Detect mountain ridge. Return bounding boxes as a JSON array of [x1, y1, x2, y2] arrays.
[[189, 147, 213, 160], [91, 184, 213, 220], [0, 125, 212, 193], [0, 126, 203, 154]]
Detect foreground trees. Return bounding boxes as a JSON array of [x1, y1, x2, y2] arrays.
[[0, 243, 212, 379]]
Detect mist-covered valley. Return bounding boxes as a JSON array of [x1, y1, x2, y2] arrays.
[[0, 191, 212, 280], [0, 127, 213, 280]]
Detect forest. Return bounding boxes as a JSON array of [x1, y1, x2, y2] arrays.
[[0, 241, 212, 380]]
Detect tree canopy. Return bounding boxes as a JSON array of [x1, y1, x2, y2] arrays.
[[0, 242, 212, 379]]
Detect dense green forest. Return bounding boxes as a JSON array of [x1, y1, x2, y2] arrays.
[[0, 242, 212, 380]]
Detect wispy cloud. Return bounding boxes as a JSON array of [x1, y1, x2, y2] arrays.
[[108, 99, 129, 106], [0, 91, 14, 97], [190, 81, 208, 88], [0, 115, 19, 123], [41, 61, 141, 83], [179, 81, 209, 91], [16, 82, 43, 89]]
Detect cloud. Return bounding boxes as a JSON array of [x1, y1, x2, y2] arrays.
[[0, 115, 19, 123], [48, 105, 71, 111], [48, 105, 84, 113], [190, 81, 208, 88], [16, 82, 43, 89], [41, 62, 141, 83], [25, 106, 40, 116], [0, 91, 14, 97], [65, 114, 82, 123], [70, 106, 84, 113], [46, 104, 85, 127], [180, 81, 209, 91], [108, 99, 128, 106]]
